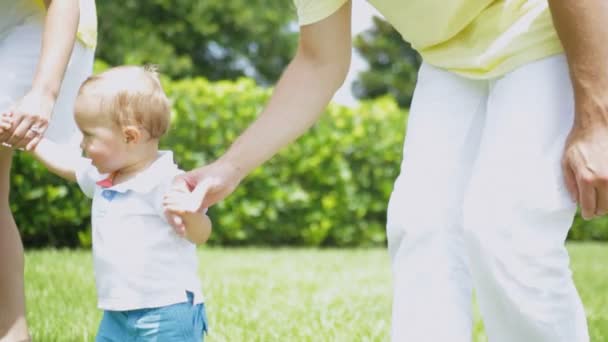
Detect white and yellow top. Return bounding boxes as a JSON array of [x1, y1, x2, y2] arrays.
[[294, 0, 562, 79]]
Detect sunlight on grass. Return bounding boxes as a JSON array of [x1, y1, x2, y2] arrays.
[[25, 243, 607, 341]]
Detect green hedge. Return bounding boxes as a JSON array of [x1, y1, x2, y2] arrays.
[[164, 78, 406, 247], [10, 76, 608, 247]]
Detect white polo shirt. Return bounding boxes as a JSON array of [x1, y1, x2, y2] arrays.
[[75, 151, 203, 311]]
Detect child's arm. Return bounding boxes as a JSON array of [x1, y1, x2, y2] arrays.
[[32, 138, 80, 182], [0, 108, 78, 182], [0, 115, 78, 181], [180, 211, 212, 245]]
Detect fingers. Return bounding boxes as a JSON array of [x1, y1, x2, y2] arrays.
[[164, 210, 186, 236], [25, 134, 43, 152], [6, 115, 32, 147], [163, 177, 218, 213], [165, 181, 216, 213], [170, 176, 191, 192], [0, 114, 12, 134], [171, 215, 185, 234], [163, 189, 188, 212], [595, 177, 608, 216], [163, 190, 196, 214], [0, 112, 25, 150], [596, 193, 608, 217], [562, 160, 579, 203], [2, 104, 49, 149], [195, 177, 223, 209], [572, 163, 608, 219], [9, 119, 47, 149], [163, 203, 186, 215], [25, 123, 47, 151], [0, 112, 18, 143], [577, 170, 597, 220], [191, 179, 216, 208]]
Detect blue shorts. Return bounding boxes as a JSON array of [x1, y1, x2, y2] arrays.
[[95, 292, 208, 341]]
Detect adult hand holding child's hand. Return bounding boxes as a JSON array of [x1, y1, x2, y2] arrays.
[[0, 90, 54, 151], [163, 177, 219, 236], [163, 159, 244, 234], [0, 112, 13, 136]]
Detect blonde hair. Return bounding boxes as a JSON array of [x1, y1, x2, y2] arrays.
[[78, 65, 171, 139]]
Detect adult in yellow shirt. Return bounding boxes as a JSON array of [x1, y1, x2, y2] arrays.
[[172, 2, 607, 341], [0, 1, 96, 341]]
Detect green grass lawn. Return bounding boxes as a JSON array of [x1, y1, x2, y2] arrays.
[[25, 243, 608, 341]]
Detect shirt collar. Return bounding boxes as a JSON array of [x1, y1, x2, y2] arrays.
[[97, 150, 178, 194]]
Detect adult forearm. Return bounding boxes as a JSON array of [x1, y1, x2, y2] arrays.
[[550, 0, 608, 219], [548, 0, 608, 126], [220, 54, 349, 177], [31, 0, 80, 100]]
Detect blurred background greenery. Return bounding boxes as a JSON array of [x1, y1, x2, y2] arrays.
[[10, 1, 608, 248]]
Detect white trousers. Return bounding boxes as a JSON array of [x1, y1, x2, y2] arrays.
[[387, 55, 589, 342]]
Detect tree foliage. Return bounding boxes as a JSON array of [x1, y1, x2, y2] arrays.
[[353, 16, 422, 108], [95, 0, 298, 84]]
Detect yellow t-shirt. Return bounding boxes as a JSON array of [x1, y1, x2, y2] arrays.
[[294, 0, 563, 79], [35, 0, 97, 49]]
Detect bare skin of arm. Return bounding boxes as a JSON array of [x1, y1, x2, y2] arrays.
[[548, 0, 608, 219], [169, 2, 353, 226], [0, 0, 79, 150]]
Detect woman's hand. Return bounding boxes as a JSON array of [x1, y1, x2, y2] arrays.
[[0, 90, 55, 151], [0, 113, 13, 136], [163, 161, 241, 233]]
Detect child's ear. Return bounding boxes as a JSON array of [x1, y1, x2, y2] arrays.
[[123, 126, 141, 144]]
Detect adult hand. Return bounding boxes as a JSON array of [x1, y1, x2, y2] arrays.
[[562, 119, 608, 220], [162, 178, 215, 236], [0, 89, 55, 151], [0, 113, 12, 136], [164, 159, 245, 232]]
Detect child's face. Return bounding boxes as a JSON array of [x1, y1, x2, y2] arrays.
[[75, 99, 129, 174]]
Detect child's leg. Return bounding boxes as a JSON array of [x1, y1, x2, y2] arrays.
[[463, 54, 589, 342], [387, 63, 488, 341]]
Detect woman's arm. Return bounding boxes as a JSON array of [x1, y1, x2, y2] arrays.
[[0, 0, 80, 151], [218, 1, 352, 176], [35, 0, 80, 101], [176, 1, 353, 212]]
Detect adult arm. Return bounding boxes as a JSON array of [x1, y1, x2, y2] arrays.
[[548, 0, 608, 219], [175, 1, 353, 213], [0, 0, 80, 151]]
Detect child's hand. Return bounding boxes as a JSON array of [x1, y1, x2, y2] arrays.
[[163, 180, 213, 236], [163, 184, 210, 214], [163, 182, 189, 237], [0, 112, 13, 134], [164, 210, 186, 237], [0, 112, 15, 148]]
